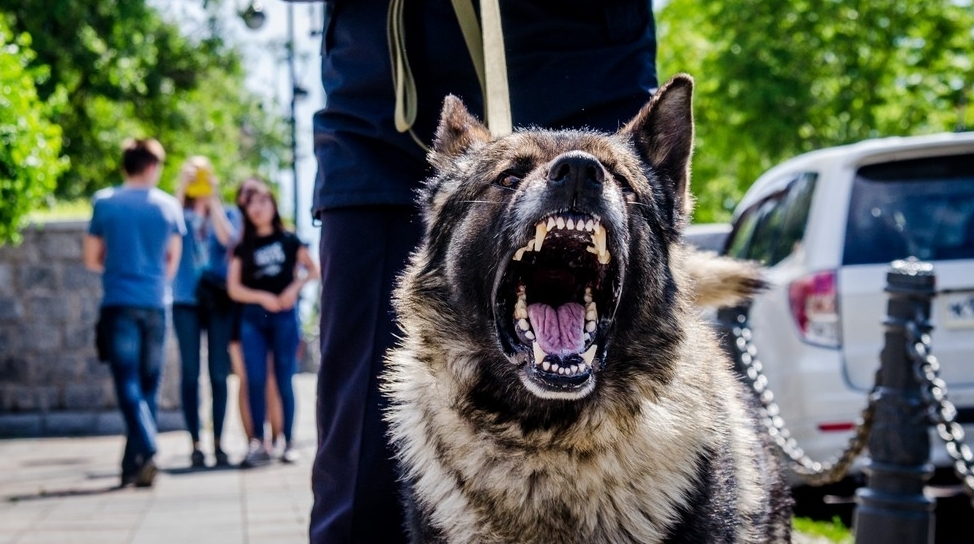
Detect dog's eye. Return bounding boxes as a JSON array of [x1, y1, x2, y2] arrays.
[[613, 172, 635, 193], [495, 172, 522, 190]]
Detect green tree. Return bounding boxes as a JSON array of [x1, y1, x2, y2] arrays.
[[657, 0, 974, 223], [0, 15, 68, 244], [1, 0, 286, 201]]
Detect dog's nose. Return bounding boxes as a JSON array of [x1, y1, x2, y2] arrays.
[[546, 152, 605, 191]]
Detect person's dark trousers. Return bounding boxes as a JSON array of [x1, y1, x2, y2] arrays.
[[173, 303, 203, 442], [310, 207, 422, 544], [201, 304, 234, 442], [103, 306, 166, 478]]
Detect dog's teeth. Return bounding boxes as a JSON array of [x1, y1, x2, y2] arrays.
[[525, 239, 535, 252], [586, 246, 598, 255], [546, 217, 556, 231], [592, 225, 607, 262], [542, 361, 551, 371], [584, 333, 591, 342], [585, 321, 596, 333], [584, 287, 593, 303], [514, 301, 527, 320], [586, 308, 597, 321], [554, 365, 562, 373], [513, 248, 525, 261], [518, 319, 530, 331], [576, 220, 586, 232], [585, 219, 594, 231], [598, 249, 611, 265], [556, 217, 566, 229], [581, 344, 597, 366], [535, 222, 547, 251], [525, 330, 535, 340], [570, 365, 579, 374], [566, 218, 575, 230], [533, 341, 547, 365]]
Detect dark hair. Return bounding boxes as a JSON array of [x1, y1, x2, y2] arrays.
[[121, 138, 166, 176], [235, 176, 266, 210], [238, 183, 287, 252]]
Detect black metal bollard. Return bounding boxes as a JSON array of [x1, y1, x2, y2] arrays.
[[854, 258, 936, 544]]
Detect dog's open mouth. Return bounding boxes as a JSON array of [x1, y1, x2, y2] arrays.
[[494, 212, 621, 398]]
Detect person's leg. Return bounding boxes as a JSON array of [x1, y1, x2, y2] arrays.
[[240, 306, 270, 444], [139, 308, 165, 424], [205, 306, 233, 455], [104, 307, 158, 483], [266, 356, 284, 444], [172, 304, 202, 454], [311, 208, 421, 544], [229, 340, 254, 440], [270, 308, 299, 445]]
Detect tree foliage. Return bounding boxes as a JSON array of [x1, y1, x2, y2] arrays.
[[0, 0, 286, 206], [657, 0, 974, 222], [0, 15, 68, 244]]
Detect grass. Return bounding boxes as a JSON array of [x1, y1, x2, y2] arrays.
[[27, 200, 92, 223], [794, 516, 854, 543]]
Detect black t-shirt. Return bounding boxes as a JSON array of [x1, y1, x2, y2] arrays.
[[233, 230, 306, 295]]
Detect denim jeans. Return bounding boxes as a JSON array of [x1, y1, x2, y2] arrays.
[[102, 306, 166, 477], [172, 303, 232, 444], [239, 304, 299, 443]]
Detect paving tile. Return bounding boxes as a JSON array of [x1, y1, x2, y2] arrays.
[[0, 374, 317, 544]]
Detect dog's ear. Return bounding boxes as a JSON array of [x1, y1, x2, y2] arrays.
[[619, 74, 695, 229], [430, 95, 492, 170]]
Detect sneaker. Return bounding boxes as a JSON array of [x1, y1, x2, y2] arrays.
[[135, 458, 157, 488], [214, 448, 230, 467], [240, 440, 271, 468], [190, 449, 206, 468], [280, 443, 299, 464]]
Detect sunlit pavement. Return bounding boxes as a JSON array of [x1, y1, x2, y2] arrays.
[[0, 374, 316, 544]]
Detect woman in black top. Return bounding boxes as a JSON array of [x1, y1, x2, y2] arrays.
[[227, 182, 320, 466]]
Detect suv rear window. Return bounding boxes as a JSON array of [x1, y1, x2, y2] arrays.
[[843, 153, 974, 265], [725, 173, 817, 266]]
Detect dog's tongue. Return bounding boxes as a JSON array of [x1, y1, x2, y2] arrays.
[[528, 303, 585, 356]]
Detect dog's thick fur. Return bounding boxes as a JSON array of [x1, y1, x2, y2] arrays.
[[383, 75, 793, 543]]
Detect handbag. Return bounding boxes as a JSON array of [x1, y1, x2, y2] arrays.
[[196, 270, 234, 313]]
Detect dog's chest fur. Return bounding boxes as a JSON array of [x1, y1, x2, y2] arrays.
[[387, 313, 776, 544]]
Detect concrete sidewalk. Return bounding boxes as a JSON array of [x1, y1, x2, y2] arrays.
[[0, 374, 318, 544]]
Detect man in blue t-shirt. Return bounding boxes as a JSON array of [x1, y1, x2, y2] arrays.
[[83, 137, 185, 488]]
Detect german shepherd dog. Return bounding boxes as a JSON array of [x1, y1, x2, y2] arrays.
[[383, 75, 793, 543]]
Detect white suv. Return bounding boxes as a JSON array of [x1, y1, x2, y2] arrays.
[[718, 131, 974, 481]]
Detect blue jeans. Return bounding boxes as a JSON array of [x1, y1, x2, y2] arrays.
[[172, 303, 232, 444], [101, 306, 166, 477], [239, 304, 299, 443]]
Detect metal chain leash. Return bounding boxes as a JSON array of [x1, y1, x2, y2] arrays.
[[907, 319, 974, 501], [729, 313, 876, 487]]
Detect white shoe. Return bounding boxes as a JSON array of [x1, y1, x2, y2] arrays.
[[280, 443, 299, 464], [240, 439, 271, 468]]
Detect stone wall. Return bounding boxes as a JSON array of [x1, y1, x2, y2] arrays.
[[0, 220, 182, 436]]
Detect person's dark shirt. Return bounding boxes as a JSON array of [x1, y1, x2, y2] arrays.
[[311, 0, 658, 214], [233, 230, 305, 295]]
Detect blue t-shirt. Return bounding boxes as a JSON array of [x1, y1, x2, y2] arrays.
[[172, 207, 208, 305], [89, 186, 186, 309], [204, 207, 242, 281]]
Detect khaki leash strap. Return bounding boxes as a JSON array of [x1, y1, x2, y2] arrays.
[[389, 0, 513, 147]]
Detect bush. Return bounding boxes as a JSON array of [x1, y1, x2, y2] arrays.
[[0, 15, 68, 245]]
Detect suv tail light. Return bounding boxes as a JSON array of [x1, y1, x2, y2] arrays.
[[788, 270, 841, 347]]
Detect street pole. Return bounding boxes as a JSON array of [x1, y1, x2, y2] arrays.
[[854, 258, 936, 544], [286, 2, 299, 232]]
